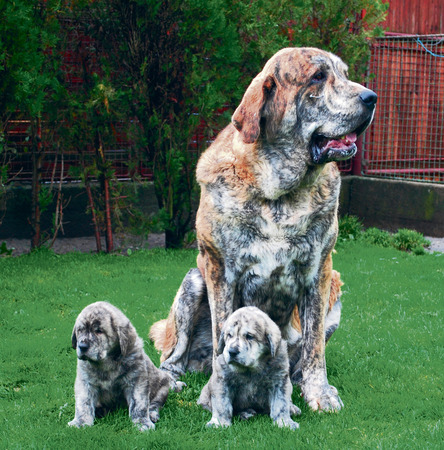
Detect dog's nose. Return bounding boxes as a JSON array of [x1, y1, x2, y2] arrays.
[[359, 89, 377, 109], [228, 347, 239, 359], [78, 342, 89, 353]]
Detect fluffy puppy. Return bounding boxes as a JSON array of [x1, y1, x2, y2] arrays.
[[68, 301, 184, 431], [198, 306, 300, 429]]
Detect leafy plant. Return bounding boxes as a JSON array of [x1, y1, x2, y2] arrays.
[[392, 228, 431, 253], [338, 214, 364, 241], [0, 241, 12, 256], [362, 227, 392, 247]]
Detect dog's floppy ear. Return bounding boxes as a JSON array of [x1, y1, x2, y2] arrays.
[[266, 330, 281, 358], [217, 330, 225, 355], [232, 74, 276, 144], [118, 322, 137, 356], [71, 325, 77, 349]]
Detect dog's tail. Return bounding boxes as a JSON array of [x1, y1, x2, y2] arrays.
[[291, 269, 343, 334], [149, 315, 177, 362]]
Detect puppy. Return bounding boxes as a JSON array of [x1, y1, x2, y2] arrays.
[[68, 301, 183, 431], [198, 306, 300, 429]]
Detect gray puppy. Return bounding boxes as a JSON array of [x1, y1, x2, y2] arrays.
[[198, 306, 300, 429], [68, 301, 184, 431]]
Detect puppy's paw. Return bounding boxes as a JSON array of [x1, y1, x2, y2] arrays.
[[68, 418, 93, 428], [238, 409, 257, 421], [149, 410, 160, 423], [206, 417, 230, 428], [135, 418, 155, 432], [274, 417, 300, 430], [303, 384, 343, 412], [290, 403, 302, 416], [172, 380, 187, 392]]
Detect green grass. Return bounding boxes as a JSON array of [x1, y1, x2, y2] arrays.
[[0, 244, 443, 449]]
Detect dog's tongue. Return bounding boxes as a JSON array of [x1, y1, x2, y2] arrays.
[[324, 133, 357, 150]]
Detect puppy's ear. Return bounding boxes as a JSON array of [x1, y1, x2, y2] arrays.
[[266, 331, 280, 358], [71, 325, 77, 349], [118, 322, 137, 356], [232, 74, 276, 144], [217, 330, 225, 355]]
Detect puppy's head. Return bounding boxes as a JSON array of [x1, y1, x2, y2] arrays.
[[217, 306, 282, 370], [232, 47, 376, 165], [71, 301, 137, 363]]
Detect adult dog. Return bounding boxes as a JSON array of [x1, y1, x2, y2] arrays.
[[69, 301, 183, 431], [150, 47, 376, 412], [198, 307, 300, 429]]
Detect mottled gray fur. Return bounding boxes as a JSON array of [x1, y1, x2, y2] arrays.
[[198, 307, 300, 429], [68, 301, 184, 431]]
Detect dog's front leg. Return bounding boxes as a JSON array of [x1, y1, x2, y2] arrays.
[[126, 381, 155, 431], [68, 371, 96, 427], [205, 378, 233, 428], [200, 250, 235, 359], [296, 279, 343, 412], [269, 376, 300, 430]]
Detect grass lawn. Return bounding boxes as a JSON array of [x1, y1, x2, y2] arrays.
[[0, 242, 443, 449]]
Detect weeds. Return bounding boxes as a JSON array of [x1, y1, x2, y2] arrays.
[[338, 215, 431, 253]]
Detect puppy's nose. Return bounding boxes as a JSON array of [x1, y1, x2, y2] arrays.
[[78, 342, 89, 353], [228, 347, 239, 359], [359, 89, 377, 109]]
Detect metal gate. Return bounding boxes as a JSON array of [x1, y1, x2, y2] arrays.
[[362, 34, 444, 183]]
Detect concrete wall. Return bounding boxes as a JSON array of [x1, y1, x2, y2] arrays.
[[340, 176, 444, 237], [0, 182, 159, 239], [1, 176, 443, 239]]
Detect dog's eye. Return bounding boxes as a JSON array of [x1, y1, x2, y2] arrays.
[[95, 328, 103, 334], [312, 71, 326, 83], [245, 333, 254, 341]]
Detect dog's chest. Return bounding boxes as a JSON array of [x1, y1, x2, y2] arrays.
[[219, 194, 335, 323]]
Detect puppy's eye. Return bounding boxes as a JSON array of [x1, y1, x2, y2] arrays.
[[95, 328, 103, 334], [245, 333, 254, 341], [225, 332, 232, 339], [312, 71, 326, 83]]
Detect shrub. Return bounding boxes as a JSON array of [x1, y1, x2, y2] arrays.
[[362, 227, 392, 247], [392, 229, 431, 253], [338, 215, 363, 241]]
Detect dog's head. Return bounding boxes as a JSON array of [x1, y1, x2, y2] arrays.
[[232, 47, 376, 165], [217, 306, 282, 370], [71, 301, 137, 363]]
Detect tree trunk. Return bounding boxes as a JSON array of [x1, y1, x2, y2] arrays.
[[31, 118, 42, 250], [85, 177, 102, 253], [103, 176, 113, 253]]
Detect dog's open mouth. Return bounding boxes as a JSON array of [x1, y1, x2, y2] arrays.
[[311, 133, 358, 164], [311, 117, 372, 164]]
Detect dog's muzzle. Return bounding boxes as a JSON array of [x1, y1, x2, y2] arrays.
[[77, 342, 90, 360], [311, 88, 377, 165]]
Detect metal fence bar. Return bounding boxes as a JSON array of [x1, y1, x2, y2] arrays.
[[363, 34, 444, 183]]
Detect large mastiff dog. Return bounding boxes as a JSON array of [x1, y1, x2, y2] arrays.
[[150, 47, 376, 412]]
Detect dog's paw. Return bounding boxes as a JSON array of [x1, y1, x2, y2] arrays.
[[149, 410, 160, 423], [135, 418, 155, 432], [303, 384, 343, 412], [160, 362, 185, 379], [172, 380, 187, 392], [68, 418, 92, 428], [206, 417, 231, 428], [274, 417, 300, 430], [238, 409, 257, 421], [290, 403, 302, 416]]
